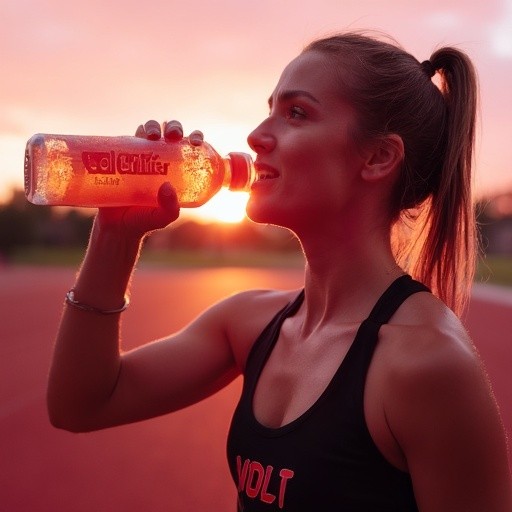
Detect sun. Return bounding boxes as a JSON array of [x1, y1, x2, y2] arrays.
[[185, 189, 250, 224]]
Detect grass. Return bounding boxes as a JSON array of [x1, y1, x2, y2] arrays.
[[9, 247, 88, 267], [8, 246, 511, 288], [8, 246, 306, 269], [476, 255, 512, 288]]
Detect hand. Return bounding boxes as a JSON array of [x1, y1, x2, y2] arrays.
[[94, 119, 204, 240], [95, 181, 180, 240]]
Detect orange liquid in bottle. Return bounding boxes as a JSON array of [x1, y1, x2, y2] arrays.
[[25, 134, 253, 208]]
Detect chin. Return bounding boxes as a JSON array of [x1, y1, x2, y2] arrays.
[[246, 197, 299, 232], [245, 205, 271, 225], [246, 195, 278, 224]]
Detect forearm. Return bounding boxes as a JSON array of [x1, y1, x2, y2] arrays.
[[47, 220, 144, 431]]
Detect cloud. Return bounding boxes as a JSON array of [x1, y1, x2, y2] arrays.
[[424, 10, 462, 30], [488, 0, 512, 57]]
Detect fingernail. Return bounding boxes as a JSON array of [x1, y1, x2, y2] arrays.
[[161, 183, 173, 195], [165, 127, 183, 141]]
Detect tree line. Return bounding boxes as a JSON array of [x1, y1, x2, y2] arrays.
[[0, 189, 301, 259], [2, 188, 511, 259]]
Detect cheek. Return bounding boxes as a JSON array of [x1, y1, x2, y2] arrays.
[[246, 133, 360, 225]]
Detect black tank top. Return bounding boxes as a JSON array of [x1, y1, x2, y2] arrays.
[[226, 275, 429, 511]]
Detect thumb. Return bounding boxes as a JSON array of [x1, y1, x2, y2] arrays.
[[156, 182, 180, 221]]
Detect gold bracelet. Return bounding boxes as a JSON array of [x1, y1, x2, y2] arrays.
[[65, 289, 130, 314]]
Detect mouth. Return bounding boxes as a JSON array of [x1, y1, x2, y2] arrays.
[[254, 162, 279, 182]]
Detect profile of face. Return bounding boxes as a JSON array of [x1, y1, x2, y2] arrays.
[[246, 50, 373, 233]]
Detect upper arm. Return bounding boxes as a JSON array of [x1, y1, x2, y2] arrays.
[[89, 289, 294, 430], [386, 328, 512, 511], [86, 292, 245, 429], [114, 298, 239, 422]]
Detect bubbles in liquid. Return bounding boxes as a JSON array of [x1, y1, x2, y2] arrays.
[[41, 139, 74, 203], [179, 144, 214, 204]]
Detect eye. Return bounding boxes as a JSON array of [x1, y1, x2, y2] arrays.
[[287, 106, 306, 119]]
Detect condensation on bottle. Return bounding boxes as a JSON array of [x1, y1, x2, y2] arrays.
[[24, 133, 255, 208]]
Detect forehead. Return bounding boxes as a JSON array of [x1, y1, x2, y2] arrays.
[[271, 51, 343, 101]]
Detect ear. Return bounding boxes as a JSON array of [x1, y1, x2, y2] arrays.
[[360, 134, 404, 182]]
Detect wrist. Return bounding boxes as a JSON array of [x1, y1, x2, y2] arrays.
[[65, 289, 130, 314], [71, 219, 143, 309], [91, 214, 146, 249]]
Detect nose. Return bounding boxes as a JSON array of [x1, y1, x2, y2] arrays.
[[247, 118, 275, 154]]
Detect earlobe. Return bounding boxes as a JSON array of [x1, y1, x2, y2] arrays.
[[361, 134, 404, 182]]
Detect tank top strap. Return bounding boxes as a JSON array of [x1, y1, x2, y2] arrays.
[[365, 275, 430, 326], [287, 288, 306, 316], [336, 275, 431, 416], [243, 289, 305, 381]]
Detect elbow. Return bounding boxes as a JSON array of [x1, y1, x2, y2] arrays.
[[47, 397, 98, 433], [47, 408, 90, 433]]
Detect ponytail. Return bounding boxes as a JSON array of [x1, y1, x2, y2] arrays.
[[408, 48, 478, 314]]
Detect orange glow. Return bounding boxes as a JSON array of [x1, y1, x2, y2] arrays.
[[186, 189, 249, 224]]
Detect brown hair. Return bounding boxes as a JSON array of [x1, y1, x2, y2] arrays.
[[304, 32, 478, 315]]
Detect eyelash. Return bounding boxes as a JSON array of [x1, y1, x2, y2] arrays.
[[268, 105, 306, 119], [287, 106, 306, 119]]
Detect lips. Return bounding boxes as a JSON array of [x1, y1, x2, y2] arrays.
[[254, 162, 279, 182]]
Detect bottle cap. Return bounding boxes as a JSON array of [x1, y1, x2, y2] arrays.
[[228, 152, 254, 191]]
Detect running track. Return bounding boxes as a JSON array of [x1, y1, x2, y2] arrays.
[[1, 266, 511, 511]]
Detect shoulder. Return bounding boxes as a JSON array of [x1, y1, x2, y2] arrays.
[[376, 293, 512, 509], [210, 287, 302, 370], [220, 287, 301, 309], [214, 287, 301, 320], [380, 290, 480, 384], [378, 291, 485, 410], [378, 291, 505, 466]]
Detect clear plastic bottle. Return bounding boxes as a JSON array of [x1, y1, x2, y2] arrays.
[[24, 133, 255, 208]]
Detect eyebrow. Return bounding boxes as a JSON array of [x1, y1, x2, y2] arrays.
[[268, 89, 320, 107]]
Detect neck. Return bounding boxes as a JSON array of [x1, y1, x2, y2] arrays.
[[297, 223, 403, 331]]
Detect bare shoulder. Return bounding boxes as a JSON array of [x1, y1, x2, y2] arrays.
[[220, 287, 301, 310], [376, 291, 488, 415], [375, 293, 512, 510], [211, 287, 302, 370], [379, 291, 480, 379], [378, 289, 503, 462]]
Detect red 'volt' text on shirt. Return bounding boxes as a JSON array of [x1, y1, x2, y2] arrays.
[[236, 456, 295, 509]]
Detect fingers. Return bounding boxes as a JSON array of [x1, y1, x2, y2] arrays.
[[136, 119, 203, 146], [158, 182, 179, 210], [135, 124, 146, 138], [96, 184, 180, 238], [144, 120, 161, 141], [135, 120, 162, 140], [188, 130, 204, 146], [152, 182, 180, 227], [164, 121, 203, 146], [164, 120, 184, 142]]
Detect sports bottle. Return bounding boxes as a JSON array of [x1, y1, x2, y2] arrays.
[[24, 133, 254, 208]]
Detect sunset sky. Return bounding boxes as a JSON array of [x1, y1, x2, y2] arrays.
[[1, 0, 511, 218]]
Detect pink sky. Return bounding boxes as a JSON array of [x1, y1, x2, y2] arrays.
[[1, 0, 511, 203]]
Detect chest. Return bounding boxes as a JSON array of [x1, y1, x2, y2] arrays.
[[227, 320, 416, 511], [252, 324, 358, 429]]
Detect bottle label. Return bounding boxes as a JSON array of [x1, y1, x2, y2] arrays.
[[82, 151, 170, 175]]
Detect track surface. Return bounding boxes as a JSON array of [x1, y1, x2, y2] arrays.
[[1, 266, 511, 511]]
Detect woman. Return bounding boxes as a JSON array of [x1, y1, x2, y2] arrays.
[[47, 32, 512, 510]]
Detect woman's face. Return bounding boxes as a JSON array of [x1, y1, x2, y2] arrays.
[[246, 50, 370, 233]]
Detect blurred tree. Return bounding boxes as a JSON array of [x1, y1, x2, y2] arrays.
[[1, 188, 302, 258], [0, 189, 93, 256], [476, 193, 512, 255]]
